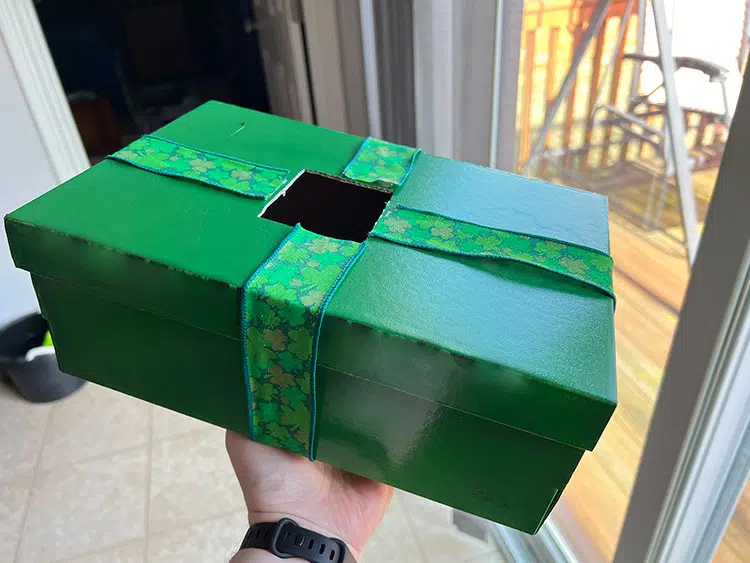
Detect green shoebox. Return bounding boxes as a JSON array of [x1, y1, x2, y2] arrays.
[[5, 101, 616, 534]]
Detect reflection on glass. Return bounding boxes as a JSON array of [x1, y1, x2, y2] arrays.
[[713, 478, 750, 562], [515, 0, 744, 560]]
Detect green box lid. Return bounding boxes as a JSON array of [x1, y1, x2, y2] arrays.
[[6, 101, 616, 450]]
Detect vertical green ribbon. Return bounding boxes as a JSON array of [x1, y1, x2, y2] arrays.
[[242, 226, 365, 459]]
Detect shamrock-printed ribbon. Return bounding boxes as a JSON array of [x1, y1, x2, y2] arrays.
[[108, 135, 289, 199], [371, 204, 615, 300], [242, 226, 365, 459], [342, 137, 421, 191]]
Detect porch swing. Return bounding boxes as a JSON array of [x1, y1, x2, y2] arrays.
[[524, 0, 740, 263]]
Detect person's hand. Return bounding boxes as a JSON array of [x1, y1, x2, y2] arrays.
[[226, 430, 393, 562]]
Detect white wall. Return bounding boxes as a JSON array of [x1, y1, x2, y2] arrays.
[[0, 34, 58, 327]]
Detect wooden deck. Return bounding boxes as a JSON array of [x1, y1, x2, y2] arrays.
[[544, 166, 749, 562]]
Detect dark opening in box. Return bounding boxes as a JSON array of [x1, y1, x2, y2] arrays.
[[260, 171, 392, 242]]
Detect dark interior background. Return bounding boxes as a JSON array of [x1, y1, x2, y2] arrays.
[[36, 0, 270, 159]]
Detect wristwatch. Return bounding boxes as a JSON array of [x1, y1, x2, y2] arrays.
[[239, 518, 357, 562]]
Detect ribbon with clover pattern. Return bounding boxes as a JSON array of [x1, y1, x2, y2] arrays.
[[371, 204, 615, 300], [108, 135, 289, 199], [342, 137, 421, 191], [242, 226, 365, 459]]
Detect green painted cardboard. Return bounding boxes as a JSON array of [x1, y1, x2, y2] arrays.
[[5, 101, 616, 533]]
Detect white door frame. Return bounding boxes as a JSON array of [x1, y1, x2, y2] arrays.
[[357, 0, 382, 139], [253, 0, 315, 125], [300, 0, 369, 136], [0, 1, 88, 184], [413, 0, 521, 168]]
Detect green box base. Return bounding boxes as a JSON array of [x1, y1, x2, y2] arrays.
[[33, 274, 583, 534]]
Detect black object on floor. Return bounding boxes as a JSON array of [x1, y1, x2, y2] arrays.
[[0, 313, 85, 403]]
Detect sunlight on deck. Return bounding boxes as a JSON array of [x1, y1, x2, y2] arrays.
[[549, 160, 746, 563]]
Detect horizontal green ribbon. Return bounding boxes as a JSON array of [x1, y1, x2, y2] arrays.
[[342, 137, 421, 191], [108, 135, 289, 199], [242, 225, 365, 459], [371, 205, 615, 300]]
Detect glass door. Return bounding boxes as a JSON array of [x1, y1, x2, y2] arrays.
[[505, 0, 747, 560]]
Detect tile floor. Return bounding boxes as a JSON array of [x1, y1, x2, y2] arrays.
[[1, 381, 506, 562]]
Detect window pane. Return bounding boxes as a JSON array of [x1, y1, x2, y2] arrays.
[[513, 0, 743, 559]]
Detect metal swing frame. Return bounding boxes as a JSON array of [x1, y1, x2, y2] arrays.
[[522, 0, 701, 264]]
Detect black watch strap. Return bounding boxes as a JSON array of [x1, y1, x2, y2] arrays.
[[239, 518, 356, 562]]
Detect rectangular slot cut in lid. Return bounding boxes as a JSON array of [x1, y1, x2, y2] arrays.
[[260, 171, 392, 242]]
